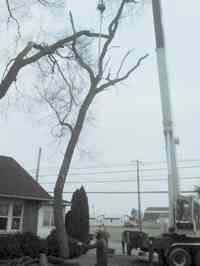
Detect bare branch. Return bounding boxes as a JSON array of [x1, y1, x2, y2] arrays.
[[39, 90, 74, 135], [16, 42, 35, 61], [96, 53, 149, 93], [103, 57, 111, 78], [60, 122, 74, 134], [37, 0, 54, 6], [6, 0, 21, 38], [37, 0, 64, 8], [116, 49, 134, 78], [0, 31, 108, 100], [126, 0, 140, 3], [55, 50, 73, 60], [69, 11, 96, 84], [0, 42, 35, 99], [48, 54, 77, 107], [1, 58, 15, 81], [28, 30, 109, 62], [96, 0, 130, 81]]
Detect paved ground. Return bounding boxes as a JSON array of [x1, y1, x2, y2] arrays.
[[90, 225, 160, 255], [87, 225, 158, 265], [76, 253, 147, 266], [108, 241, 123, 254], [87, 241, 122, 255]]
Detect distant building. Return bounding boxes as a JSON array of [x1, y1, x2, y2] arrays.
[[143, 207, 169, 224], [90, 214, 128, 226]]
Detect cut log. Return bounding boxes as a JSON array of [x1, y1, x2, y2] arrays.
[[39, 254, 48, 266], [47, 256, 64, 264], [61, 259, 79, 266], [24, 258, 39, 266]]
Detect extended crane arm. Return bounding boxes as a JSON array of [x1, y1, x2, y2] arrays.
[[151, 0, 179, 228]]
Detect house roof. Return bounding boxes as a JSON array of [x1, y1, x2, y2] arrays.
[[0, 156, 52, 201]]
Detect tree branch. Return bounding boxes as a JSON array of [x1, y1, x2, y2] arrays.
[[6, 0, 21, 37], [37, 0, 63, 8], [96, 53, 149, 93], [116, 49, 133, 79], [0, 42, 35, 99], [96, 0, 130, 82], [0, 31, 108, 100], [40, 91, 74, 135], [69, 12, 96, 84]]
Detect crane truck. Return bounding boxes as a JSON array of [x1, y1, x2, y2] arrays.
[[145, 1, 200, 265], [121, 1, 200, 265]]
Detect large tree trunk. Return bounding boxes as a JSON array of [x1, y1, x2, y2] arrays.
[[53, 90, 96, 258]]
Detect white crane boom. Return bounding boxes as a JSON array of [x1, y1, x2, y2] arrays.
[[151, 0, 180, 228]]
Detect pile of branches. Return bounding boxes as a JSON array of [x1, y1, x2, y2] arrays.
[[0, 256, 39, 266], [0, 254, 79, 266]]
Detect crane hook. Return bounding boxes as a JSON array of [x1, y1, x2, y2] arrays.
[[97, 0, 106, 14]]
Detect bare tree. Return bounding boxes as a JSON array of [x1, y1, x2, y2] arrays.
[[40, 0, 148, 258], [0, 0, 148, 258]]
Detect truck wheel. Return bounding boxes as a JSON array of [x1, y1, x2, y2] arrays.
[[194, 250, 200, 266], [168, 248, 191, 266]]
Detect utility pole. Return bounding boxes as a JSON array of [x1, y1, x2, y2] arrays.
[[35, 147, 42, 182], [136, 160, 142, 231], [151, 0, 180, 228]]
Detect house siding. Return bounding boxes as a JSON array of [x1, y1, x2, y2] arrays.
[[23, 200, 40, 234]]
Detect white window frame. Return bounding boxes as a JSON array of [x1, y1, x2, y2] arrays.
[[0, 202, 24, 233], [0, 203, 9, 232], [43, 209, 54, 227]]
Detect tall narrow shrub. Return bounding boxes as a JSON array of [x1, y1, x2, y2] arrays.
[[65, 186, 89, 243]]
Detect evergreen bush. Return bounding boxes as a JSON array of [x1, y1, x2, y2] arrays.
[[65, 186, 89, 244]]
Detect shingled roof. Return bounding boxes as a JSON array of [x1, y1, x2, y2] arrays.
[[0, 156, 51, 201]]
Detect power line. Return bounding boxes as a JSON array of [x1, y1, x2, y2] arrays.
[[32, 164, 200, 178], [39, 175, 200, 185], [27, 158, 200, 173], [47, 190, 196, 195]]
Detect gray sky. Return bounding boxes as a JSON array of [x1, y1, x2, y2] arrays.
[[1, 0, 200, 217]]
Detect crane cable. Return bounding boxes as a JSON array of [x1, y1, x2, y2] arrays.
[[97, 0, 106, 59]]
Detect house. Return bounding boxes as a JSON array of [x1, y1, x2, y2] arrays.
[[0, 155, 70, 237], [37, 199, 71, 238]]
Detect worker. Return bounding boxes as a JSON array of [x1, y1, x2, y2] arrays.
[[101, 224, 110, 247], [121, 231, 126, 254], [84, 230, 108, 266]]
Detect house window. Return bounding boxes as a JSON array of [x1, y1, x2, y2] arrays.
[[0, 203, 23, 232], [11, 204, 23, 230], [43, 210, 54, 227], [0, 204, 9, 230]]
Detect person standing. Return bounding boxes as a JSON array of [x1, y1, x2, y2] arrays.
[[84, 231, 108, 266]]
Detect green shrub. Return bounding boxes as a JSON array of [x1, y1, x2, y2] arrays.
[[46, 229, 59, 257], [0, 232, 46, 259]]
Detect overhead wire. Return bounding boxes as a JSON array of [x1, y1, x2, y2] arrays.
[[47, 190, 196, 195], [27, 158, 200, 173], [32, 164, 200, 178], [39, 175, 200, 185]]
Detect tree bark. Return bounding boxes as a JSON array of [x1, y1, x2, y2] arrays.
[[54, 89, 96, 258]]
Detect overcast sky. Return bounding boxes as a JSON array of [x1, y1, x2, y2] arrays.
[[0, 0, 200, 217]]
